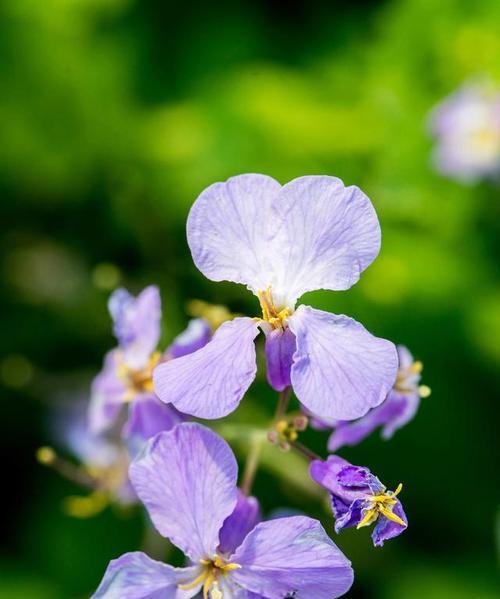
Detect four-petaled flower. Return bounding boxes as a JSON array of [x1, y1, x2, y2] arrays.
[[310, 455, 407, 547], [92, 423, 354, 599], [154, 174, 398, 422], [325, 345, 430, 450], [89, 286, 211, 453]]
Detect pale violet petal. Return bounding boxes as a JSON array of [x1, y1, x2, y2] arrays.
[[153, 317, 259, 419], [231, 516, 353, 599], [187, 174, 282, 291], [109, 285, 162, 370], [167, 318, 212, 359], [91, 552, 200, 599], [288, 305, 398, 421], [269, 175, 381, 304], [129, 423, 238, 561], [88, 350, 126, 435]]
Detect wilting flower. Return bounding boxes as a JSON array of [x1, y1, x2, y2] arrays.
[[37, 401, 135, 517], [326, 345, 430, 451], [429, 80, 500, 182], [310, 455, 407, 547], [89, 285, 211, 452], [154, 174, 398, 422], [93, 423, 354, 599]]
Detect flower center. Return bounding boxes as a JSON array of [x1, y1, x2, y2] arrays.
[[178, 555, 241, 599], [117, 351, 161, 400], [357, 483, 406, 529], [394, 359, 431, 398], [257, 287, 291, 330]]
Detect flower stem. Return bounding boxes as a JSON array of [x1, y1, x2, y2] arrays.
[[275, 387, 291, 421], [290, 440, 321, 462], [240, 437, 263, 496]]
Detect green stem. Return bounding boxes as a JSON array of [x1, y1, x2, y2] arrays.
[[240, 437, 263, 496]]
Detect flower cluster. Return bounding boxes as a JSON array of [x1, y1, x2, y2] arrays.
[[39, 174, 430, 598]]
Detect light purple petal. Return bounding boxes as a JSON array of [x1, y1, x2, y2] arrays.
[[381, 390, 421, 439], [92, 552, 200, 599], [88, 350, 127, 435], [264, 327, 296, 391], [270, 175, 381, 303], [288, 305, 398, 421], [167, 318, 212, 359], [187, 174, 281, 291], [122, 395, 185, 458], [372, 500, 408, 547], [109, 286, 162, 370], [130, 423, 238, 561], [327, 400, 394, 451], [153, 317, 259, 419], [231, 516, 353, 599], [218, 491, 261, 556]]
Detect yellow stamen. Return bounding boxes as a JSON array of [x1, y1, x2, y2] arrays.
[[357, 483, 406, 530], [178, 556, 240, 598], [117, 351, 161, 398], [357, 508, 379, 529], [203, 574, 215, 599], [378, 506, 407, 527], [178, 571, 208, 591], [257, 287, 291, 330]]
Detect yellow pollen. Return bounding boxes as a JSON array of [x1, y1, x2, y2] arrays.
[[357, 483, 407, 530], [117, 351, 161, 398], [257, 287, 291, 330], [178, 555, 241, 598]]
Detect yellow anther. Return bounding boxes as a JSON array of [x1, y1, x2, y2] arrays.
[[419, 384, 431, 398], [36, 446, 56, 465], [409, 360, 423, 374]]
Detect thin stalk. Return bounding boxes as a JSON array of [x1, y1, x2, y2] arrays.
[[275, 386, 291, 421], [290, 440, 321, 462], [240, 437, 263, 496]]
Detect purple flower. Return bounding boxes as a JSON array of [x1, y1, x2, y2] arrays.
[[39, 400, 136, 517], [89, 286, 211, 452], [326, 345, 431, 451], [154, 175, 398, 422], [310, 455, 407, 547], [429, 80, 500, 182], [92, 423, 354, 599]]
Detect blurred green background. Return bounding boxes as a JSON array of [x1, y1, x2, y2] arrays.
[[1, 0, 499, 597]]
